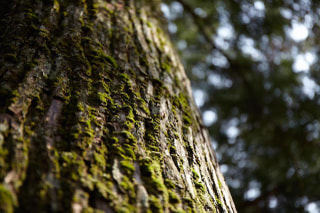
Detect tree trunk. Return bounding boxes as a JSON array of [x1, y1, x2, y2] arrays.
[[0, 0, 236, 212]]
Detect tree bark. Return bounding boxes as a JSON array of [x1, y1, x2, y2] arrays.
[[0, 0, 236, 212]]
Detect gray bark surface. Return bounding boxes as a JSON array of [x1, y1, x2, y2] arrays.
[[0, 0, 236, 212]]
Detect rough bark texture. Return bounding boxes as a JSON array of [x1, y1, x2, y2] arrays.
[[0, 0, 236, 212]]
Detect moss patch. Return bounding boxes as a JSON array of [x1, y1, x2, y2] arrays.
[[0, 185, 16, 213]]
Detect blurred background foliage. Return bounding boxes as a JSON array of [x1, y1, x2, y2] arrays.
[[161, 0, 320, 212]]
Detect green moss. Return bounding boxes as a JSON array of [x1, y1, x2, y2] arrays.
[[117, 202, 136, 213], [136, 97, 150, 114], [120, 130, 137, 145], [98, 92, 111, 105], [120, 160, 135, 176], [139, 159, 153, 178], [25, 11, 37, 20], [83, 121, 94, 138], [182, 197, 194, 208], [60, 152, 90, 183], [146, 119, 160, 135], [183, 115, 192, 125], [120, 92, 130, 101], [215, 197, 222, 205], [120, 176, 136, 199], [53, 0, 60, 12], [124, 146, 136, 160], [0, 185, 15, 213], [194, 181, 205, 192], [172, 132, 179, 139], [118, 207, 133, 213], [119, 73, 131, 84], [105, 55, 118, 68], [110, 136, 119, 144], [149, 195, 163, 213], [149, 151, 161, 159], [82, 207, 94, 213], [164, 179, 175, 189], [156, 27, 166, 50], [124, 121, 134, 130], [191, 168, 200, 179], [96, 181, 114, 199], [169, 143, 176, 154], [170, 207, 186, 213], [89, 3, 99, 15], [112, 144, 125, 156], [147, 21, 153, 28], [151, 178, 166, 193], [161, 62, 171, 73], [172, 93, 194, 128], [39, 27, 49, 39], [146, 133, 158, 149], [148, 145, 159, 152], [139, 159, 166, 195], [103, 4, 114, 14], [94, 152, 106, 168], [169, 191, 180, 204], [218, 179, 222, 189]]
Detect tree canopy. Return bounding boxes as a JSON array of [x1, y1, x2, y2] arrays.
[[163, 0, 320, 212]]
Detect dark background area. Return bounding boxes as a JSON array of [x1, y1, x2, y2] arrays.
[[162, 0, 320, 212]]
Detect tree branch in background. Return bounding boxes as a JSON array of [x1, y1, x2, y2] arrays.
[[175, 0, 218, 50]]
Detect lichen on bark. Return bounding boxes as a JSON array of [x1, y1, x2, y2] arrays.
[[0, 0, 236, 212]]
